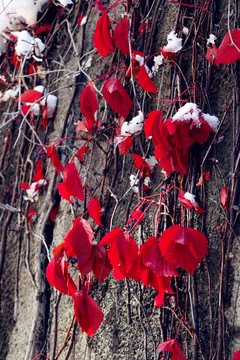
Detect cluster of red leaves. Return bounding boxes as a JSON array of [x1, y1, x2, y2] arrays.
[[98, 224, 208, 306], [144, 107, 214, 175], [46, 218, 112, 336], [206, 30, 240, 67]]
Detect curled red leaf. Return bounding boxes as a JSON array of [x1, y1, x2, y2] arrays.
[[47, 145, 64, 175], [80, 82, 98, 133], [57, 162, 84, 203], [46, 243, 77, 296], [93, 11, 115, 58]]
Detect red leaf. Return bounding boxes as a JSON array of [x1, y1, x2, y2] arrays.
[[21, 104, 31, 115], [76, 120, 88, 132], [233, 350, 240, 360], [17, 89, 42, 103], [64, 218, 93, 263], [42, 106, 48, 131], [140, 237, 178, 277], [73, 291, 103, 337], [113, 17, 129, 56], [158, 338, 187, 360], [102, 78, 133, 118], [138, 65, 157, 94], [34, 158, 45, 182], [27, 209, 37, 225], [87, 198, 103, 225], [50, 206, 59, 222], [47, 145, 64, 175], [80, 83, 98, 133], [206, 44, 218, 65], [133, 152, 150, 179], [19, 182, 31, 190], [92, 245, 112, 281], [99, 228, 141, 281], [93, 11, 115, 58], [196, 171, 211, 186], [215, 30, 240, 65], [178, 189, 206, 213], [159, 225, 208, 274], [57, 162, 84, 203], [141, 268, 174, 307], [77, 146, 90, 161], [46, 243, 77, 296], [221, 186, 228, 209], [116, 135, 133, 155], [35, 24, 51, 35], [125, 59, 140, 80]]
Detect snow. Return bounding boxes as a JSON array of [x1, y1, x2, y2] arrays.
[[130, 174, 139, 193], [135, 54, 144, 66], [207, 34, 217, 45], [172, 102, 219, 132], [0, 0, 72, 56], [146, 156, 158, 170], [0, 87, 19, 102], [202, 112, 219, 132], [24, 179, 47, 202], [173, 102, 200, 123], [183, 27, 189, 36], [121, 111, 144, 136], [184, 191, 197, 205], [152, 54, 164, 73], [46, 95, 58, 118], [163, 31, 182, 53], [15, 30, 45, 58], [57, 0, 73, 6]]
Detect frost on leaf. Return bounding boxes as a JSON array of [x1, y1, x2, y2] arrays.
[[102, 78, 133, 118], [178, 189, 206, 213], [113, 17, 129, 56], [144, 104, 218, 175], [73, 290, 103, 337], [93, 11, 115, 58], [57, 162, 84, 203], [159, 225, 208, 274]]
